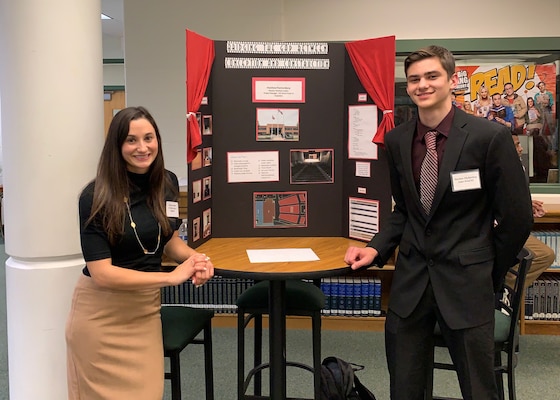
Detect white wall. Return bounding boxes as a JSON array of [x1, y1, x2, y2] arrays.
[[283, 0, 560, 41], [103, 63, 125, 86], [102, 34, 124, 58], [102, 34, 124, 87], [122, 0, 560, 181]]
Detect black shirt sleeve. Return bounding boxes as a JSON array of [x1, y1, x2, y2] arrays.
[[79, 182, 112, 262]]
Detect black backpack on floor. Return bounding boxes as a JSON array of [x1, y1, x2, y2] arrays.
[[320, 356, 377, 400]]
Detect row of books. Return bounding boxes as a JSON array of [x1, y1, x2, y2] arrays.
[[161, 276, 384, 317], [524, 277, 560, 320], [161, 276, 255, 313], [532, 230, 560, 269], [321, 277, 382, 317]]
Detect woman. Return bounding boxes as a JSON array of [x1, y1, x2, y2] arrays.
[[463, 100, 474, 115], [525, 96, 543, 134], [66, 106, 213, 399], [473, 85, 491, 117]]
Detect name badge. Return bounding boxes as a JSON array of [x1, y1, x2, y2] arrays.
[[450, 169, 481, 192], [166, 201, 179, 218]]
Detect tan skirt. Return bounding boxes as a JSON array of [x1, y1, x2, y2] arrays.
[[66, 275, 163, 400]]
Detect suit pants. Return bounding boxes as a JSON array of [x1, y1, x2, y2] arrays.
[[385, 282, 498, 400]]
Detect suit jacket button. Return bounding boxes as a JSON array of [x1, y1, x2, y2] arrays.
[[428, 259, 434, 267], [426, 229, 432, 236]]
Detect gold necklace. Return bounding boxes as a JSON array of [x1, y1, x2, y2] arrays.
[[124, 197, 161, 255]]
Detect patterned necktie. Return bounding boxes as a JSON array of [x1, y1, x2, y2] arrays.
[[420, 130, 439, 215]]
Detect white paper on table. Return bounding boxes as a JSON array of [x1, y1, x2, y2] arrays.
[[246, 248, 319, 263]]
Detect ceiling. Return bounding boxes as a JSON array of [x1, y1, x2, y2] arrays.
[[101, 0, 124, 38]]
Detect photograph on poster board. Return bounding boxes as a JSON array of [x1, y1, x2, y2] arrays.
[[196, 112, 202, 135], [252, 77, 305, 103], [290, 149, 333, 184], [191, 149, 203, 170], [348, 197, 379, 241], [256, 108, 300, 141], [192, 179, 202, 203], [192, 216, 201, 242], [203, 115, 212, 135], [254, 191, 307, 228], [202, 176, 212, 200], [202, 208, 212, 238], [203, 147, 212, 167]]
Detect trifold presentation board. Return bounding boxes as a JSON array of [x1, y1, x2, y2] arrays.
[[187, 34, 395, 247]]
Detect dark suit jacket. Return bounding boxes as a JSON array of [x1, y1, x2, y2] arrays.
[[369, 108, 533, 329]]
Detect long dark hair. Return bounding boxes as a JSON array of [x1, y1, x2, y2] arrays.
[[87, 106, 175, 244]]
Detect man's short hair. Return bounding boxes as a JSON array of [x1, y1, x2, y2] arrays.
[[404, 45, 456, 78]]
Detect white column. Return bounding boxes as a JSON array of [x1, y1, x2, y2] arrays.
[[0, 0, 103, 398]]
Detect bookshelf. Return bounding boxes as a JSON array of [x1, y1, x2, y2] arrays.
[[161, 263, 395, 333], [520, 210, 560, 335]]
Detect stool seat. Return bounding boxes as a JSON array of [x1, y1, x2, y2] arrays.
[[161, 305, 214, 400], [162, 306, 214, 351], [236, 280, 324, 399], [236, 279, 325, 310]]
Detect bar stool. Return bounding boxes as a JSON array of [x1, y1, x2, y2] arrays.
[[236, 279, 325, 399], [161, 305, 215, 400]]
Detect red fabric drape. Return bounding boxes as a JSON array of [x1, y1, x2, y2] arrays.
[[186, 30, 215, 163], [345, 36, 396, 146]]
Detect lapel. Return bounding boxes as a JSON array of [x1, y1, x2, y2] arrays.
[[398, 120, 417, 205], [429, 109, 470, 216]]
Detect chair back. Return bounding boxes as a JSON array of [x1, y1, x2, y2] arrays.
[[497, 247, 534, 345]]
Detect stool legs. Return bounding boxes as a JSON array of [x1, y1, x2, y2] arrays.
[[238, 312, 264, 398], [254, 314, 263, 396], [166, 327, 214, 400], [203, 322, 215, 400], [237, 309, 322, 399], [169, 352, 181, 400], [238, 311, 246, 400], [312, 312, 322, 399]]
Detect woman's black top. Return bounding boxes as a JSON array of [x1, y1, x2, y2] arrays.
[[79, 170, 181, 276]]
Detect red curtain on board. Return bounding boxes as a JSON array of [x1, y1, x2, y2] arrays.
[[345, 36, 396, 146], [186, 30, 215, 163]]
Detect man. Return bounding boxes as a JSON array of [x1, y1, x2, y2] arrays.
[[502, 82, 527, 133], [507, 133, 555, 290], [488, 92, 514, 129], [344, 46, 533, 400], [534, 81, 556, 138]]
